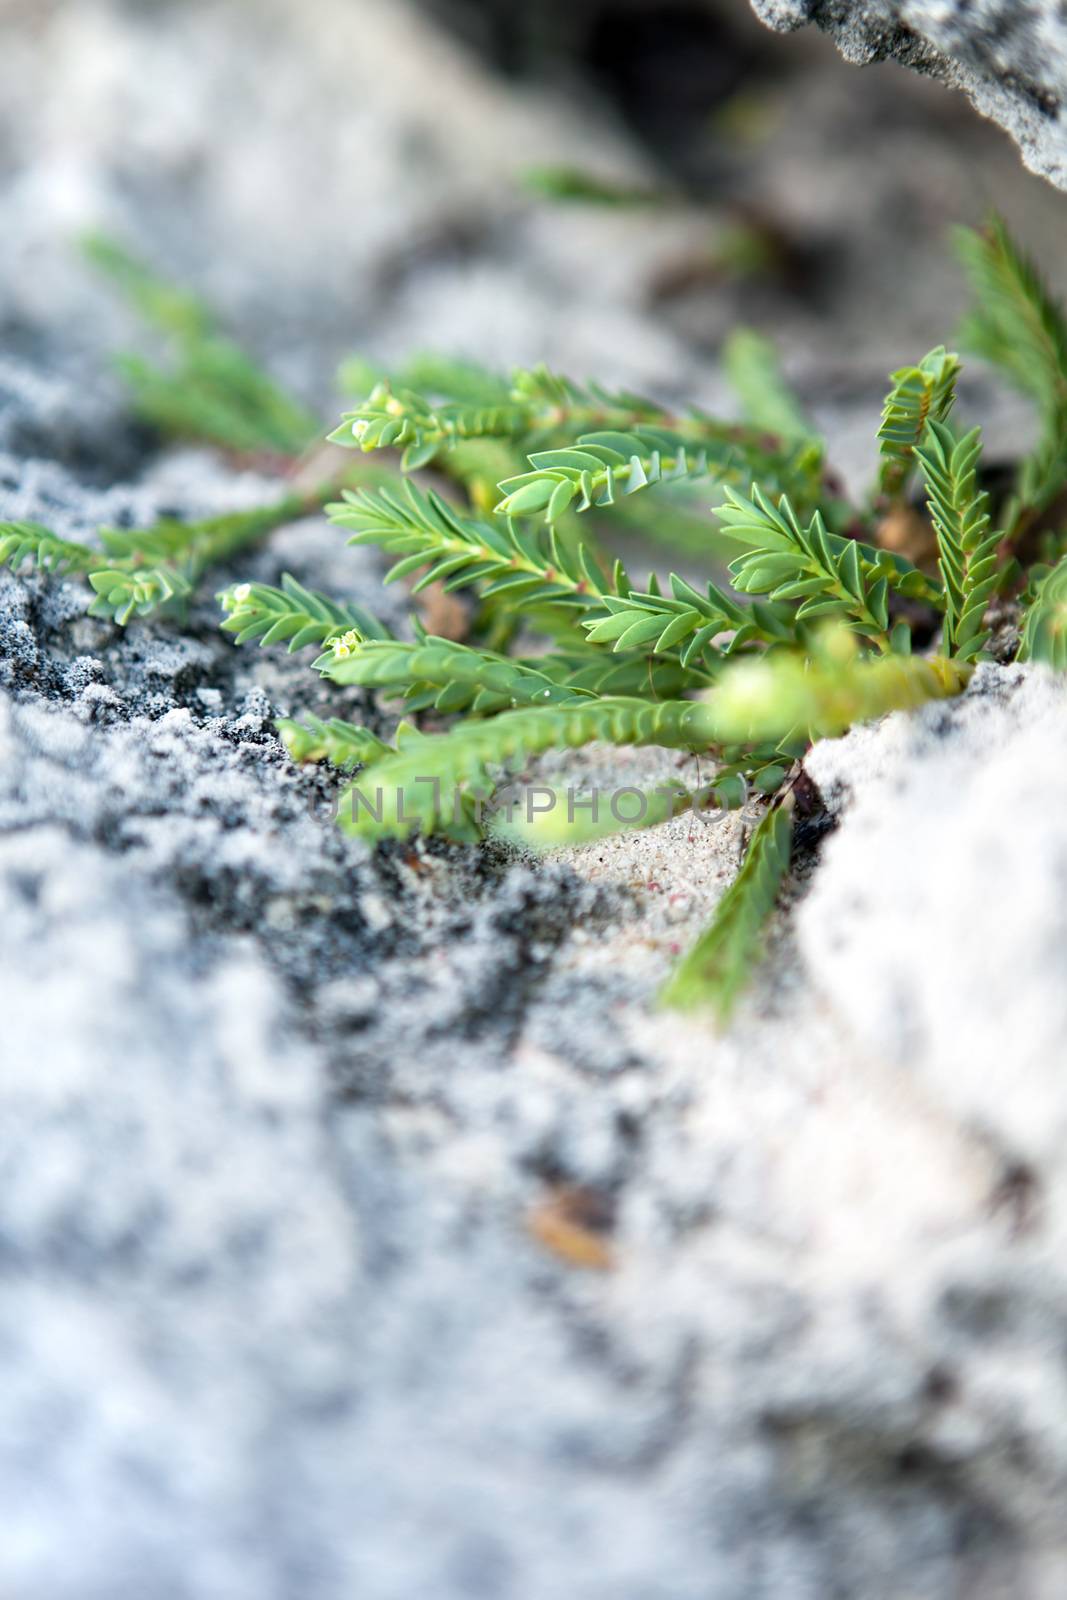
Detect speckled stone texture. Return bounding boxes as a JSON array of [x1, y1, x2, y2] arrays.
[[4, 2, 1067, 1597], [748, 0, 1067, 189]]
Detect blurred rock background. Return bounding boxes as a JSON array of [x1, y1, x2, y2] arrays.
[[3, 0, 1067, 477], [4, 4, 1067, 1599]]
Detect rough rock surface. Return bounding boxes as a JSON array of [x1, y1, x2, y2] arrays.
[[4, 2, 1067, 1597], [9, 521, 1067, 1599], [803, 662, 1067, 1168], [748, 0, 1067, 191]]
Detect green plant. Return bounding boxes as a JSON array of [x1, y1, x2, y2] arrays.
[[916, 421, 999, 662], [2, 491, 334, 624], [10, 220, 1067, 1020], [1018, 554, 1067, 667], [660, 800, 793, 1019], [0, 238, 378, 625], [83, 233, 321, 456], [219, 217, 1067, 1020], [877, 344, 961, 500], [956, 218, 1067, 539]]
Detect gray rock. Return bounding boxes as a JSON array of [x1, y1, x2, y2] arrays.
[[5, 1, 1067, 1595], [6, 459, 1067, 1594], [748, 0, 1067, 190], [802, 661, 1067, 1170]]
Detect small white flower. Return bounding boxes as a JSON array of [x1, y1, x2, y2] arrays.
[[332, 629, 359, 660]]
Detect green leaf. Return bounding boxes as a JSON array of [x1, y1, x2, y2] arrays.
[[700, 629, 973, 745], [87, 564, 192, 625], [497, 429, 733, 522], [333, 363, 828, 519], [520, 164, 665, 207], [331, 381, 531, 460], [0, 522, 97, 577], [877, 346, 960, 498], [916, 420, 1000, 661], [1018, 554, 1067, 668], [328, 480, 616, 620], [315, 635, 588, 714], [4, 491, 327, 628], [335, 697, 721, 840], [723, 329, 817, 443], [579, 573, 778, 668], [276, 714, 394, 769], [661, 803, 793, 1020], [219, 573, 390, 652], [85, 232, 320, 455], [957, 218, 1067, 530], [717, 485, 931, 645]]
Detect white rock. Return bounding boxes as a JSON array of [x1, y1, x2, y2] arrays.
[[802, 664, 1067, 1168]]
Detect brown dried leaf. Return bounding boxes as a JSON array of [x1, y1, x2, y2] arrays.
[[527, 1184, 616, 1272]]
